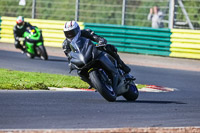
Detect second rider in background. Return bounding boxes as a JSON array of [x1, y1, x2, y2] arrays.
[[13, 16, 32, 53]]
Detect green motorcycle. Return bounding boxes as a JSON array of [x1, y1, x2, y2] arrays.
[[22, 26, 48, 60]]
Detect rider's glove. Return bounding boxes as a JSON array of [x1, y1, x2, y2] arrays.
[[15, 37, 19, 41], [99, 38, 107, 45]]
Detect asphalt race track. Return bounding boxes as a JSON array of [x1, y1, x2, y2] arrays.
[[0, 49, 200, 129]]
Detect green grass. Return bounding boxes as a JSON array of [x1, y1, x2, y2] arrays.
[[0, 68, 145, 90]]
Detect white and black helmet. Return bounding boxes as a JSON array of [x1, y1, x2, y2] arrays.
[[63, 21, 80, 40]]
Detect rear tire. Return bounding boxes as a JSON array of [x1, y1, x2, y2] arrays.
[[123, 83, 139, 101], [38, 45, 48, 60], [89, 70, 116, 102]]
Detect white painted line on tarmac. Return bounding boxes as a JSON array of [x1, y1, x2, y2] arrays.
[[48, 87, 94, 92], [140, 85, 178, 92], [48, 85, 178, 93]]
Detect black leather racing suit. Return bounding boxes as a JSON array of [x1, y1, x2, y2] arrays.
[[62, 29, 131, 87], [13, 22, 32, 51]]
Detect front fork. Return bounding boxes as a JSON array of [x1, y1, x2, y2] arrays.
[[98, 53, 119, 93]]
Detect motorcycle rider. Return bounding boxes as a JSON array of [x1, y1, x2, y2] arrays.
[[62, 21, 131, 88], [13, 16, 32, 53]]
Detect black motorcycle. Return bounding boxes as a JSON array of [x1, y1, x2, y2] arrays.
[[68, 37, 139, 102]]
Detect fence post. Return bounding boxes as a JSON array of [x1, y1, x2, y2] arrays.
[[75, 0, 79, 21], [122, 0, 126, 25], [177, 0, 194, 29], [32, 0, 36, 19], [168, 0, 175, 29]]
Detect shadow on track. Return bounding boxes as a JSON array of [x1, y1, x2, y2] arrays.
[[32, 57, 67, 62], [47, 59, 67, 62], [116, 100, 186, 104]]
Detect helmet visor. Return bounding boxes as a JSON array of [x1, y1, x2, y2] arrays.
[[64, 27, 79, 40], [17, 22, 24, 29], [17, 22, 23, 26]]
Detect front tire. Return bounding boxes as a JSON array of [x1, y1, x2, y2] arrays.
[[89, 70, 116, 102], [38, 45, 48, 60], [123, 83, 139, 101], [26, 52, 34, 59]]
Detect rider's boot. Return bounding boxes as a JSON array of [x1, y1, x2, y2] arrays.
[[104, 44, 131, 74], [125, 73, 136, 81], [113, 54, 136, 80], [20, 47, 26, 54], [118, 59, 131, 74], [111, 52, 131, 74], [14, 40, 26, 54]]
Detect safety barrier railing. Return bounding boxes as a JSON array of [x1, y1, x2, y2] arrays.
[[170, 29, 200, 59], [1, 16, 200, 59], [84, 23, 172, 56]]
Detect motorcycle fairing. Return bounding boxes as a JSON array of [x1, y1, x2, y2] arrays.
[[69, 36, 120, 92], [23, 26, 43, 54], [69, 37, 100, 68], [25, 41, 35, 54]]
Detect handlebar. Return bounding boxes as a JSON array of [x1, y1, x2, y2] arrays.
[[95, 43, 107, 47]]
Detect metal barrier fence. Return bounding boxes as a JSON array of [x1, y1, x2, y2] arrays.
[[1, 16, 200, 59], [0, 0, 200, 29], [0, 17, 200, 59]]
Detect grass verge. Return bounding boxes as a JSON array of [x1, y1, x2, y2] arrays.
[[0, 68, 146, 90]]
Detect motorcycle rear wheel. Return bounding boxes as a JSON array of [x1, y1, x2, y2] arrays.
[[89, 70, 116, 102], [123, 83, 139, 101]]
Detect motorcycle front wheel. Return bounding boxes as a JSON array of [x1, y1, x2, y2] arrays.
[[38, 45, 48, 60], [89, 70, 116, 102], [26, 52, 34, 59]]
